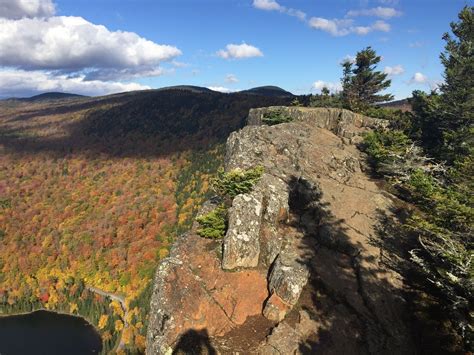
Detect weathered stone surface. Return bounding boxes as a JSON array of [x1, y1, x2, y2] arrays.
[[247, 106, 388, 134], [258, 322, 300, 355], [257, 174, 288, 225], [146, 232, 269, 354], [262, 292, 291, 322], [148, 107, 415, 355], [222, 190, 263, 270], [260, 226, 284, 266], [268, 252, 309, 306]]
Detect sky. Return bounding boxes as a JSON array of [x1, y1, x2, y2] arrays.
[[0, 0, 471, 99]]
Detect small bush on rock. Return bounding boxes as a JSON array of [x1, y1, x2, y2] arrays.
[[211, 166, 264, 199], [196, 166, 264, 239], [262, 110, 293, 125], [196, 205, 227, 239]]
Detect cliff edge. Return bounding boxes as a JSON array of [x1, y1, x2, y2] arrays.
[[146, 107, 415, 354]]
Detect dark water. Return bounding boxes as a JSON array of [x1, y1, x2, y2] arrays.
[[0, 310, 102, 355]]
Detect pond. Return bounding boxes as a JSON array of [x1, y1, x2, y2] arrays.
[[0, 310, 102, 355]]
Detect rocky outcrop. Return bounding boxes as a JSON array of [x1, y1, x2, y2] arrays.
[[222, 191, 263, 270], [147, 107, 414, 354]]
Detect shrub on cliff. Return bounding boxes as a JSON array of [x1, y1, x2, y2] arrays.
[[262, 110, 293, 125], [211, 166, 264, 199], [196, 166, 264, 239], [196, 205, 227, 239]]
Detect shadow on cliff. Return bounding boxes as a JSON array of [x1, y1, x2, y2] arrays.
[[286, 176, 417, 354], [369, 206, 465, 353], [172, 329, 216, 355]]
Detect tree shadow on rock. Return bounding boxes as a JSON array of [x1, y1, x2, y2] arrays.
[[286, 176, 416, 355], [172, 329, 217, 355], [370, 206, 465, 354]]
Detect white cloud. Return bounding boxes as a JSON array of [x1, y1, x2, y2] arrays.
[[372, 20, 391, 32], [309, 17, 390, 36], [340, 54, 356, 64], [0, 69, 149, 97], [0, 16, 181, 73], [83, 67, 168, 81], [0, 0, 55, 19], [217, 43, 263, 59], [384, 65, 405, 76], [286, 8, 306, 21], [409, 72, 428, 84], [408, 72, 443, 90], [353, 26, 371, 35], [207, 86, 237, 93], [312, 80, 342, 93], [225, 74, 239, 83], [252, 0, 306, 21], [346, 7, 402, 19], [252, 0, 282, 11], [378, 0, 399, 5], [309, 18, 352, 36]]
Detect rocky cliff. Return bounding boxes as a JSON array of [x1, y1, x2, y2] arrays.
[[146, 107, 415, 354]]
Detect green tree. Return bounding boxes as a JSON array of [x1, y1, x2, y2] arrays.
[[439, 5, 474, 161], [341, 47, 393, 111]]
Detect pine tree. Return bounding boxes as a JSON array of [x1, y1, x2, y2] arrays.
[[439, 6, 474, 161], [341, 47, 393, 111]]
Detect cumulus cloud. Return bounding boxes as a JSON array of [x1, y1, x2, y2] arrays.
[[207, 86, 237, 93], [346, 7, 402, 19], [410, 72, 428, 84], [217, 43, 263, 59], [0, 69, 150, 97], [83, 67, 168, 82], [252, 0, 306, 21], [252, 0, 282, 11], [225, 74, 239, 83], [407, 72, 443, 90], [0, 16, 181, 71], [253, 1, 395, 36], [372, 20, 391, 32], [0, 4, 182, 97], [309, 17, 390, 36], [312, 80, 342, 93], [384, 65, 405, 76], [309, 18, 351, 36], [0, 0, 55, 19]]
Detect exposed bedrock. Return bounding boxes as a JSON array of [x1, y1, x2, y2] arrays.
[[146, 107, 414, 354]]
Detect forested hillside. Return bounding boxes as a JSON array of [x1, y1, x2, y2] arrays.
[[0, 88, 291, 353]]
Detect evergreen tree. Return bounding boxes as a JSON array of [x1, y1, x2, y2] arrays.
[[341, 47, 393, 111], [439, 5, 474, 161]]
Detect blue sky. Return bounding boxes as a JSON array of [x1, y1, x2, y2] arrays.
[[0, 0, 471, 99]]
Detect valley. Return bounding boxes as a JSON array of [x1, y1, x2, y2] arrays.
[[0, 87, 291, 353]]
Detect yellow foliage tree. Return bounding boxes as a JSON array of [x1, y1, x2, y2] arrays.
[[115, 319, 124, 332], [98, 314, 109, 330], [69, 302, 78, 314]]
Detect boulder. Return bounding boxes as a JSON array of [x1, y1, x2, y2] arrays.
[[262, 292, 291, 322], [268, 253, 309, 306], [222, 191, 264, 270]]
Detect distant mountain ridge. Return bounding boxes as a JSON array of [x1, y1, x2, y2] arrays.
[[378, 98, 412, 112], [2, 85, 294, 102], [239, 86, 294, 97], [3, 92, 88, 102]]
